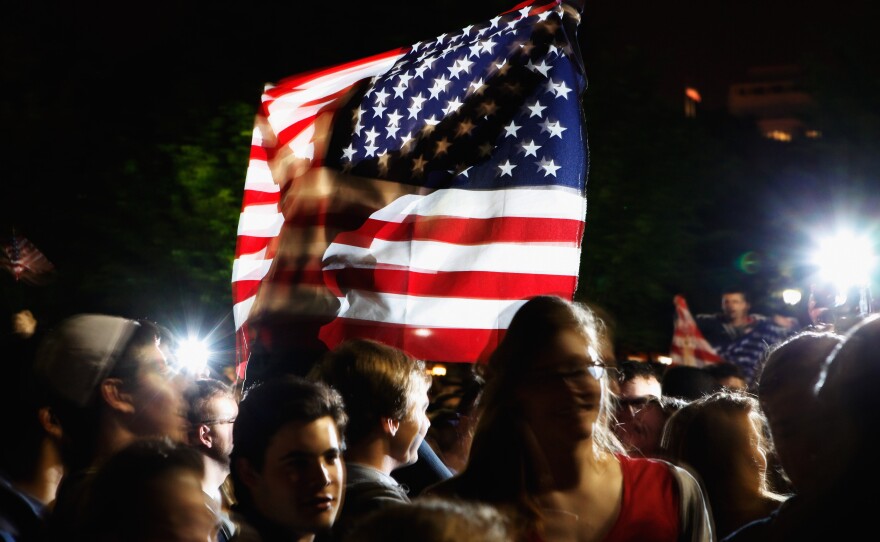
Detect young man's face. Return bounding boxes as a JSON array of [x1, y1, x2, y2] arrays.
[[245, 416, 344, 537], [722, 293, 750, 321], [390, 379, 431, 468], [201, 395, 239, 465]]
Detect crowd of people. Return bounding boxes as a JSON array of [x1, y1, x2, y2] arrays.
[[0, 291, 875, 541]]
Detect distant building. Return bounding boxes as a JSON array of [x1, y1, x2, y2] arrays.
[[727, 65, 819, 142]]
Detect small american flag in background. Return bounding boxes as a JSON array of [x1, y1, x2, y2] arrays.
[[671, 295, 722, 367], [1, 233, 56, 286], [233, 0, 588, 379]]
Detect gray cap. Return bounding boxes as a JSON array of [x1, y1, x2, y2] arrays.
[[35, 314, 142, 407]]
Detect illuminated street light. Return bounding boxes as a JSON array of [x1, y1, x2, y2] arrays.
[[811, 231, 877, 316]]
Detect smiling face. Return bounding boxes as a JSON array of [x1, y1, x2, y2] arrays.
[[243, 416, 344, 537], [519, 329, 605, 447]]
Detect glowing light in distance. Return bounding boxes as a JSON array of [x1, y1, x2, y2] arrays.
[[655, 355, 672, 365], [430, 364, 447, 376], [812, 232, 876, 294], [176, 337, 211, 375], [782, 289, 802, 305]]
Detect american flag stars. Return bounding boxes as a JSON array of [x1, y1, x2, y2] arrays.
[[334, 1, 574, 186]]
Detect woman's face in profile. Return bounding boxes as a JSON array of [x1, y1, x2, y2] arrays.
[[518, 329, 604, 445]]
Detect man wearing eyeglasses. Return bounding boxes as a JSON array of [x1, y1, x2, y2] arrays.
[[185, 378, 240, 542]]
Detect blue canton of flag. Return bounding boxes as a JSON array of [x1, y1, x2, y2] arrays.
[[327, 1, 586, 192]]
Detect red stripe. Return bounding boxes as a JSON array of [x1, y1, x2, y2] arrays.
[[265, 48, 408, 98], [319, 319, 505, 363], [232, 280, 262, 303], [324, 268, 575, 299], [234, 236, 272, 257], [333, 215, 584, 247], [506, 0, 560, 15], [250, 145, 269, 162], [241, 189, 280, 208]]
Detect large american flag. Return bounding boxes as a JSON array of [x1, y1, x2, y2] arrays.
[[232, 0, 588, 379]]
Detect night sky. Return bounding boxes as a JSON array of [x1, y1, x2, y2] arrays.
[[2, 0, 876, 350]]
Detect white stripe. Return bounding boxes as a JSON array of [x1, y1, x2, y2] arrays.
[[237, 212, 285, 237], [336, 292, 527, 329], [233, 296, 256, 330], [370, 187, 585, 221], [324, 239, 581, 275], [244, 162, 277, 190], [241, 203, 279, 215], [267, 100, 332, 145], [235, 246, 268, 261], [232, 258, 273, 282], [251, 126, 266, 147], [288, 125, 316, 160]]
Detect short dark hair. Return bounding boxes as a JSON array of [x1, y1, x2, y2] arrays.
[[617, 360, 660, 383], [230, 375, 347, 506], [721, 286, 750, 303], [308, 338, 429, 446]]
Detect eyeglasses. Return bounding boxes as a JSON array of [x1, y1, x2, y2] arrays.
[[529, 363, 615, 385], [615, 395, 661, 415]]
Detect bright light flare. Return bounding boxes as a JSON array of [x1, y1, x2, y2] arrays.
[[782, 289, 802, 305], [812, 232, 877, 294], [175, 337, 211, 375]]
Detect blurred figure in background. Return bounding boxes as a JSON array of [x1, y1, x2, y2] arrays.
[[616, 360, 663, 399], [614, 394, 687, 460], [34, 314, 188, 541], [703, 362, 748, 392], [424, 370, 484, 474], [0, 312, 63, 542], [722, 330, 844, 542], [80, 437, 218, 542], [662, 390, 786, 539], [184, 378, 240, 542], [344, 496, 512, 542], [696, 287, 794, 386]]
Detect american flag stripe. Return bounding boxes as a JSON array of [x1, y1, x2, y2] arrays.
[[331, 215, 585, 246], [233, 0, 587, 375], [324, 268, 576, 299], [320, 322, 506, 362], [323, 238, 581, 274], [670, 295, 722, 366], [330, 293, 526, 328]]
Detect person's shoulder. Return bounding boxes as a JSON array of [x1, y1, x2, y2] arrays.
[[421, 472, 462, 496]]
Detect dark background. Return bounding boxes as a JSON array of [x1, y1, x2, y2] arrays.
[[2, 1, 877, 365]]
